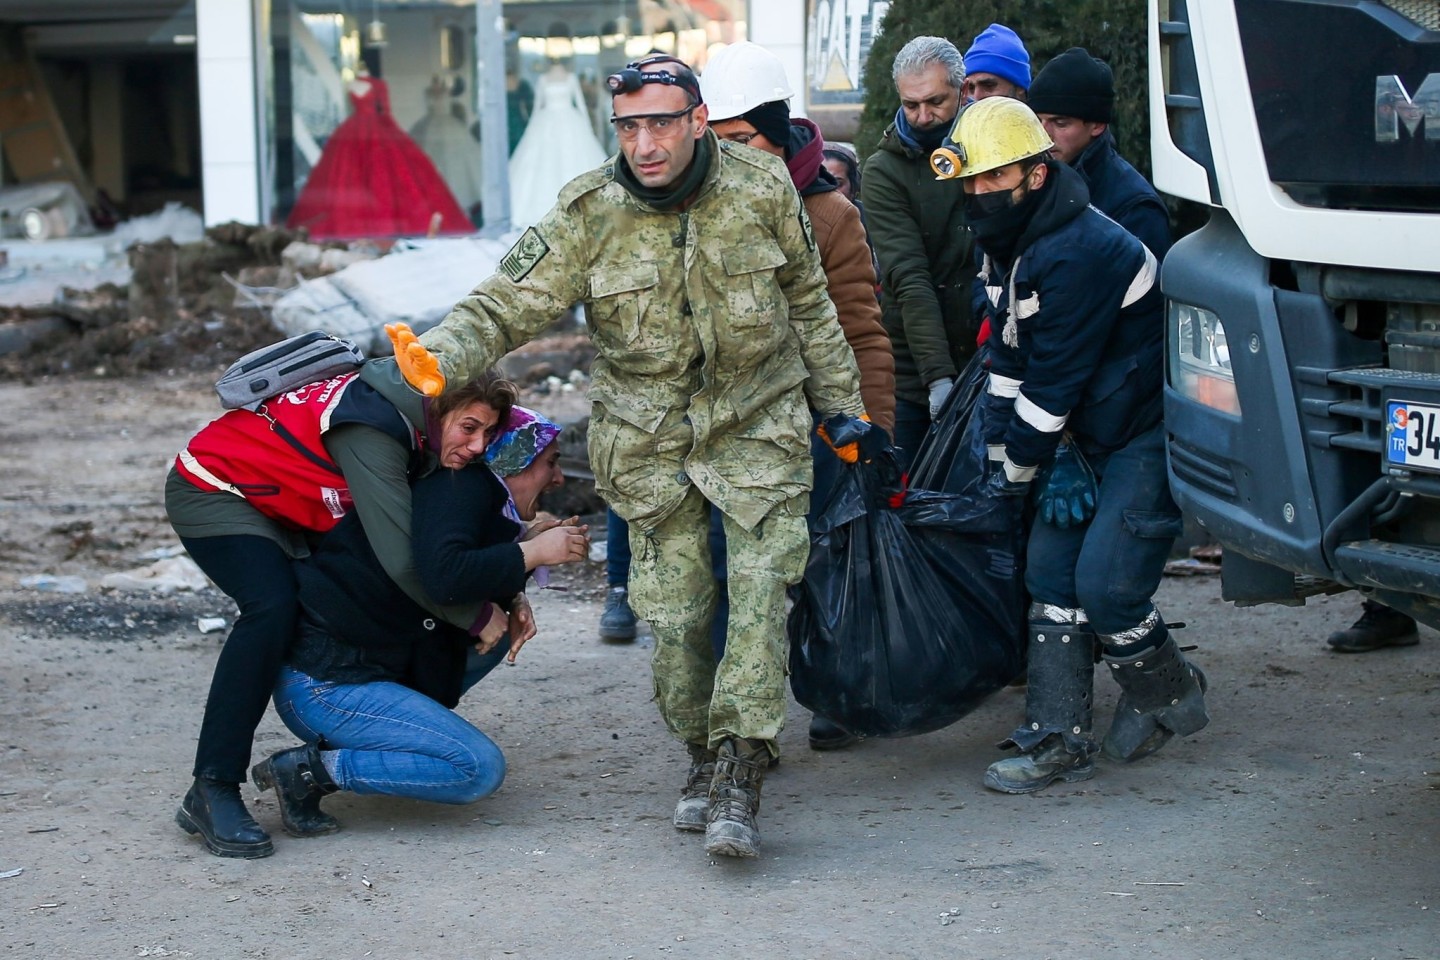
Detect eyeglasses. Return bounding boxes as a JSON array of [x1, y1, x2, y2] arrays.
[[610, 106, 697, 141], [718, 131, 759, 146]]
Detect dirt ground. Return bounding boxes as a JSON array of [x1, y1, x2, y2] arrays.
[[1, 372, 1436, 960]]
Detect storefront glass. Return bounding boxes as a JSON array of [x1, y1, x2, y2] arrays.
[[260, 0, 748, 240]]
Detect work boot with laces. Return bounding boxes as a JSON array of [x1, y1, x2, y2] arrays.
[[984, 734, 1096, 794], [598, 585, 638, 642], [1327, 600, 1419, 653], [673, 742, 716, 832], [704, 737, 769, 858]]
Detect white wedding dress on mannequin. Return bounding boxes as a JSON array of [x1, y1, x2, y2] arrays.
[[411, 80, 483, 212], [508, 65, 609, 226]]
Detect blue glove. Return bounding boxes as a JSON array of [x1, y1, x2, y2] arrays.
[[985, 470, 1030, 498], [1038, 443, 1097, 528]]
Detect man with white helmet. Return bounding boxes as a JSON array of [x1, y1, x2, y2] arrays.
[[700, 40, 895, 753], [930, 97, 1210, 794]]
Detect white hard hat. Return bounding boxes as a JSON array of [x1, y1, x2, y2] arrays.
[[700, 42, 794, 122]]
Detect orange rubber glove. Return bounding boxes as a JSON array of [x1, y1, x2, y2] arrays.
[[817, 413, 874, 464], [385, 322, 446, 397]]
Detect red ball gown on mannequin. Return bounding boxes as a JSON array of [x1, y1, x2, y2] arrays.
[[287, 77, 472, 240]]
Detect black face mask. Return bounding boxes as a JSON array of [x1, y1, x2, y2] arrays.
[[964, 189, 1018, 219], [963, 169, 1044, 262]]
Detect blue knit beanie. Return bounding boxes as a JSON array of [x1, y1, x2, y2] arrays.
[[964, 23, 1031, 91]]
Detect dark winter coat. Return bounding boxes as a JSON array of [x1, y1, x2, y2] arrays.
[[288, 461, 526, 708], [863, 122, 979, 406], [1072, 131, 1172, 263], [976, 162, 1164, 479]]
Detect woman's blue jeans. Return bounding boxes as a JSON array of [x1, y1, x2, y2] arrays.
[[272, 667, 506, 805]]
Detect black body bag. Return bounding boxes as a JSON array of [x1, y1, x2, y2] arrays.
[[787, 352, 1027, 737]]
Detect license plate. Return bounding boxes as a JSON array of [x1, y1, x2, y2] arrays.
[[1386, 400, 1440, 473]]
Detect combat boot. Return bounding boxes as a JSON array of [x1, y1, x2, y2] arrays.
[[984, 605, 1098, 795], [673, 741, 715, 832], [1101, 614, 1209, 762], [704, 737, 769, 858], [175, 777, 274, 859], [598, 585, 638, 642], [250, 742, 340, 837]]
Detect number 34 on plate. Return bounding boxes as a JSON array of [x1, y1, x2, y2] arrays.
[[1388, 400, 1440, 471]]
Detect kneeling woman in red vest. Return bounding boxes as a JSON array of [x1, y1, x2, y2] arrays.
[[168, 363, 521, 859], [254, 406, 587, 838]]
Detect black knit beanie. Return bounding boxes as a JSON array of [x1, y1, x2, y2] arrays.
[[740, 99, 793, 149], [1027, 47, 1114, 123]]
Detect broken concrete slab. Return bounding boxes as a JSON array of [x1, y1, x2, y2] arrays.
[[272, 232, 520, 353]]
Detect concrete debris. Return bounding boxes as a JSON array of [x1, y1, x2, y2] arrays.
[[110, 202, 204, 247], [197, 617, 228, 634], [272, 233, 520, 352], [17, 574, 88, 594], [98, 556, 210, 595]]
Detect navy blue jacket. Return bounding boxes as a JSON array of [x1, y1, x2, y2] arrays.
[[978, 162, 1163, 479], [1072, 131, 1171, 264]]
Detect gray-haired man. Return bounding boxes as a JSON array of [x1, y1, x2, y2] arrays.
[[863, 36, 977, 468]]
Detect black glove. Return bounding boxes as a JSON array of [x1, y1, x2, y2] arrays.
[[1038, 443, 1097, 528]]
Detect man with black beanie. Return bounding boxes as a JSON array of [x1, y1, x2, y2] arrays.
[[1028, 47, 1171, 262]]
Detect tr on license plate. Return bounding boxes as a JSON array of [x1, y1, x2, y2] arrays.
[[1387, 400, 1440, 472]]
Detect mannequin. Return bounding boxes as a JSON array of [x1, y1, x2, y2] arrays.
[[410, 75, 484, 213], [507, 60, 609, 226], [287, 63, 472, 239]]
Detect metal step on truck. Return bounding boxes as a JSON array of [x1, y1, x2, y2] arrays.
[[1149, 0, 1440, 625]]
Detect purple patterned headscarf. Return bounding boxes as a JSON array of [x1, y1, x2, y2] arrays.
[[485, 405, 562, 478]]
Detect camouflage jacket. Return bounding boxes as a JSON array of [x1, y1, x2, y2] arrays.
[[421, 131, 864, 531]]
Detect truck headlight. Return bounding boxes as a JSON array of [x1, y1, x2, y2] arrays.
[[1168, 301, 1240, 416]]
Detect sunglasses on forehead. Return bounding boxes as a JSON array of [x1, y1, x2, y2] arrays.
[[605, 55, 701, 103]]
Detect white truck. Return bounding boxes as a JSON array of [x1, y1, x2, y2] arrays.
[[1149, 0, 1440, 624]]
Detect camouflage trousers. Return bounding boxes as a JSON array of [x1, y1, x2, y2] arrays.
[[627, 485, 810, 756]]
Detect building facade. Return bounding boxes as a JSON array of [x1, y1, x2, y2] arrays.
[[0, 0, 890, 232]]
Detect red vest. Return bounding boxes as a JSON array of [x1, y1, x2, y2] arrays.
[[176, 374, 364, 532]]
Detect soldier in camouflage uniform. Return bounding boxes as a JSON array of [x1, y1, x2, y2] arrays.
[[382, 55, 869, 859]]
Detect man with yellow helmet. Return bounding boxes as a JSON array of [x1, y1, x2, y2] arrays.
[[933, 97, 1210, 794]]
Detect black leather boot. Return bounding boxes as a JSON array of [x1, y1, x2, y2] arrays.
[[175, 778, 274, 859], [807, 714, 858, 751], [250, 743, 340, 838]]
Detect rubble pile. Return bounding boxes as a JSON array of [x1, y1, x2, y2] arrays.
[[0, 223, 382, 380]]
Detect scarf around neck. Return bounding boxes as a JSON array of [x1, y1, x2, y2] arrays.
[[615, 132, 714, 210]]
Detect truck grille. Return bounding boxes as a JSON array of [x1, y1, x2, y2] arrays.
[[1169, 437, 1238, 498], [1381, 1, 1440, 30]]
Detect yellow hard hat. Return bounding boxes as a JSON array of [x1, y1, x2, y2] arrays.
[[930, 97, 1054, 181]]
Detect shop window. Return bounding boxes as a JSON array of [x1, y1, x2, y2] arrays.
[[263, 0, 746, 240]]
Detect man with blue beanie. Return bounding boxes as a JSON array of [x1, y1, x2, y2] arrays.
[[963, 23, 1031, 102]]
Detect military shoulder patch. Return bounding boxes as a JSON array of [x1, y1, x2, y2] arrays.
[[499, 227, 550, 283]]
